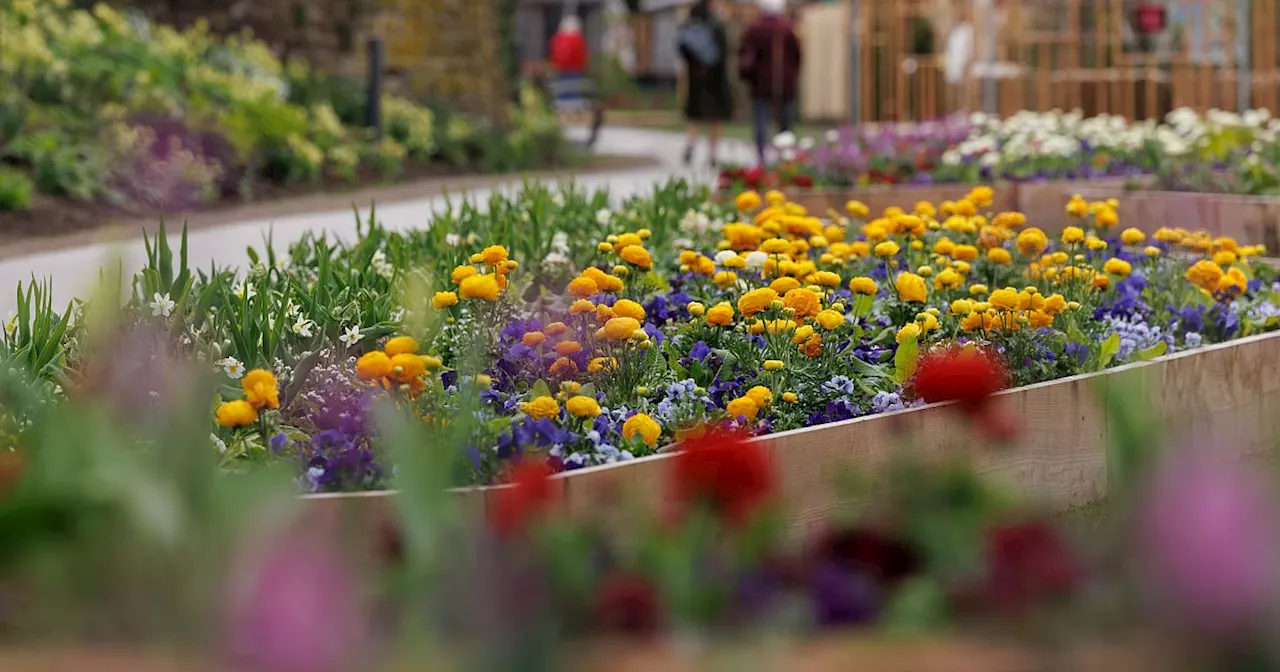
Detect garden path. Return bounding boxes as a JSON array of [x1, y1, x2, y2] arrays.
[[0, 128, 752, 312]]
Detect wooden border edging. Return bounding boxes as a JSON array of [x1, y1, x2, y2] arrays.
[[310, 330, 1280, 540], [1071, 187, 1280, 250]]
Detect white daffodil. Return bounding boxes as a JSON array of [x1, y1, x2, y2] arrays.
[[292, 318, 315, 338], [596, 208, 613, 226], [232, 282, 256, 301], [211, 434, 228, 454], [339, 325, 362, 346], [150, 292, 175, 318], [218, 357, 245, 379], [444, 233, 462, 246]]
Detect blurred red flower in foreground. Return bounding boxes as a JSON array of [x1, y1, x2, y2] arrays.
[[980, 520, 1082, 613], [670, 427, 775, 524], [593, 571, 662, 636], [913, 348, 1007, 411], [488, 459, 559, 537]]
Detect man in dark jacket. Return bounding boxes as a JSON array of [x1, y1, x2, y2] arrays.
[[738, 0, 802, 165]]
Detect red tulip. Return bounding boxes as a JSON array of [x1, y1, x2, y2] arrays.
[[669, 427, 775, 525], [487, 459, 559, 537]]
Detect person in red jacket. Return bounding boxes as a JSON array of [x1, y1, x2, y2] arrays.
[[549, 15, 590, 111], [738, 0, 802, 165]]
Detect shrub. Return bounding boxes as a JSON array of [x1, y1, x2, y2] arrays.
[[0, 168, 35, 212]]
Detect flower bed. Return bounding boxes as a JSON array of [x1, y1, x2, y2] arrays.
[[1071, 186, 1280, 252], [0, 1, 564, 231]]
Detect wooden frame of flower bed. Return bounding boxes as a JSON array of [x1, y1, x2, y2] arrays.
[[1072, 186, 1280, 250], [759, 178, 1132, 232], [311, 330, 1280, 543]]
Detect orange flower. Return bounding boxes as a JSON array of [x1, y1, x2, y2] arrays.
[[782, 288, 822, 318]]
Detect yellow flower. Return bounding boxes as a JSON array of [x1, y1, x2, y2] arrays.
[[873, 241, 901, 257], [950, 298, 974, 315], [1042, 293, 1067, 315], [815, 309, 845, 330], [846, 200, 870, 218], [1144, 246, 1162, 258], [989, 288, 1019, 311], [603, 317, 642, 341], [896, 322, 921, 344], [954, 198, 977, 217], [242, 370, 280, 409], [1103, 258, 1132, 276], [390, 353, 426, 383], [568, 276, 599, 298], [746, 385, 774, 408], [1061, 226, 1085, 244], [917, 312, 940, 332], [1121, 228, 1146, 246], [968, 186, 994, 207], [384, 336, 420, 357], [783, 288, 822, 318], [432, 291, 459, 309], [1066, 195, 1089, 217], [782, 392, 798, 403], [598, 242, 615, 253], [812, 271, 842, 287], [479, 245, 509, 265], [615, 233, 642, 250], [612, 299, 646, 321], [933, 268, 962, 290], [1093, 275, 1111, 290], [566, 395, 602, 418], [356, 351, 393, 380], [706, 302, 735, 326], [1015, 228, 1048, 258], [763, 359, 785, 371], [1213, 250, 1238, 266], [952, 244, 979, 261], [522, 396, 560, 420], [588, 357, 618, 373], [1095, 207, 1119, 229], [987, 247, 1013, 265], [849, 277, 877, 295], [620, 245, 652, 269], [916, 265, 934, 277], [622, 413, 662, 446], [423, 355, 444, 370], [570, 299, 595, 315], [725, 396, 759, 420], [687, 302, 706, 317], [1186, 259, 1225, 291], [770, 277, 801, 294], [969, 284, 989, 296], [736, 190, 763, 211], [895, 272, 928, 303], [714, 271, 739, 287], [1086, 236, 1108, 252], [522, 331, 547, 347], [216, 400, 259, 428], [453, 264, 481, 285], [459, 274, 501, 300], [738, 287, 779, 317]]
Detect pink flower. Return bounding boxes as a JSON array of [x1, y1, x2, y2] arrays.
[[224, 521, 368, 672], [1137, 444, 1280, 638]]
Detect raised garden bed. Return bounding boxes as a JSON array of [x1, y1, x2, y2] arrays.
[[1073, 186, 1280, 250]]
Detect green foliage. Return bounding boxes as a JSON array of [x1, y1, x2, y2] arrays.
[[0, 167, 35, 212]]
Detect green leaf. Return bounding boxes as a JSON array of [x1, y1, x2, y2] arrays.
[[529, 379, 552, 398], [1098, 333, 1121, 369], [881, 577, 947, 636], [1137, 340, 1167, 361], [850, 293, 875, 315], [577, 383, 596, 398], [894, 335, 919, 384]]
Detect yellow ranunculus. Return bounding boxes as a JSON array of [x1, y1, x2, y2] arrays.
[[849, 277, 877, 295], [769, 276, 801, 294], [1015, 227, 1048, 257], [1213, 250, 1238, 266], [763, 359, 785, 371], [620, 245, 652, 269], [987, 247, 1013, 265], [933, 268, 962, 290], [459, 274, 501, 300], [479, 245, 509, 265], [242, 369, 279, 409], [738, 287, 778, 317], [736, 190, 763, 211], [451, 264, 478, 285], [1103, 258, 1132, 276], [570, 299, 595, 315], [725, 396, 759, 420], [432, 291, 459, 309], [384, 336, 419, 357], [1066, 195, 1089, 217], [603, 317, 642, 341], [846, 200, 870, 218], [950, 298, 974, 315], [1186, 259, 1225, 291], [895, 272, 928, 303], [568, 276, 599, 298], [612, 299, 646, 320], [989, 288, 1019, 311], [815, 309, 845, 330], [1121, 228, 1146, 246], [522, 395, 560, 420], [951, 244, 979, 261], [216, 400, 258, 428], [622, 413, 663, 446], [896, 322, 921, 344], [390, 353, 426, 383], [745, 385, 774, 409], [783, 288, 822, 318], [1061, 226, 1085, 244], [701, 302, 732, 326], [566, 395, 602, 418], [873, 241, 901, 257], [356, 351, 393, 380]]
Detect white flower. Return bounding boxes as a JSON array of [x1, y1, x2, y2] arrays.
[[232, 282, 256, 301], [671, 237, 694, 250], [596, 208, 613, 226], [551, 191, 566, 207], [744, 251, 769, 271], [444, 233, 462, 246], [274, 258, 288, 272], [285, 299, 300, 317], [211, 434, 227, 454], [714, 250, 737, 265], [292, 318, 315, 338], [150, 292, 175, 318], [799, 136, 814, 150], [391, 308, 405, 321], [773, 131, 796, 149], [370, 249, 395, 279], [824, 129, 839, 143], [218, 357, 245, 379], [339, 325, 363, 346]]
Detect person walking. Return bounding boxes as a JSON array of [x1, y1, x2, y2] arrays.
[[677, 0, 732, 167], [738, 0, 801, 165], [549, 15, 590, 111]]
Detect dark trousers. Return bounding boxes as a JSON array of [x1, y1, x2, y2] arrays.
[[752, 97, 796, 164]]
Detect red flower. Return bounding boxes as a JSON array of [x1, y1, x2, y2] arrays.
[[810, 527, 921, 587], [669, 427, 775, 525], [792, 174, 813, 188], [913, 348, 1007, 412], [981, 521, 1082, 613], [487, 460, 559, 537], [592, 571, 662, 636]]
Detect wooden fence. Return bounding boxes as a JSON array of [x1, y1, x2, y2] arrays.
[[801, 0, 1280, 122]]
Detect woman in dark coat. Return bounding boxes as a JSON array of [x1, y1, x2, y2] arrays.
[[678, 0, 732, 167]]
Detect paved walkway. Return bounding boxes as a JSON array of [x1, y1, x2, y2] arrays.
[[0, 128, 753, 311]]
